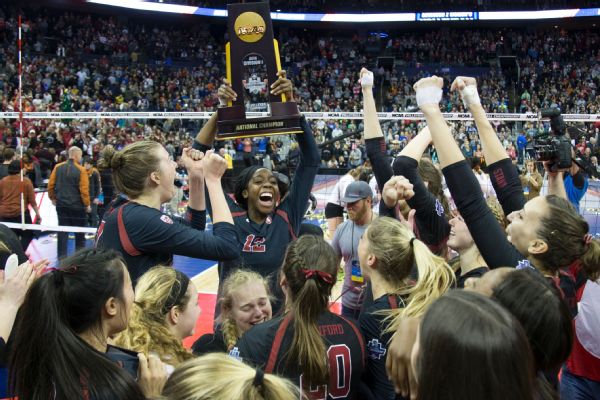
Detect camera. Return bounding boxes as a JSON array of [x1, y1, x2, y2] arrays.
[[532, 108, 572, 170]]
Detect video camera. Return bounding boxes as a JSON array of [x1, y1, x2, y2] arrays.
[[532, 108, 572, 171]]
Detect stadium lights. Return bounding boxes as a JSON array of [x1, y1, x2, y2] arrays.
[[86, 0, 600, 22]]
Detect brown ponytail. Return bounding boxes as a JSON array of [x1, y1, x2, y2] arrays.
[[537, 195, 600, 280], [282, 235, 338, 386]]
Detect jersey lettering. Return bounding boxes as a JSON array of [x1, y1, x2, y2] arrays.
[[299, 344, 352, 400], [242, 234, 266, 253]]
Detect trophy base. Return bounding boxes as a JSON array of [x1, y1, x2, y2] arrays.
[[216, 102, 302, 140]]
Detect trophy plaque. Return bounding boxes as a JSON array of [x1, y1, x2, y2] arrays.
[[216, 2, 302, 140]]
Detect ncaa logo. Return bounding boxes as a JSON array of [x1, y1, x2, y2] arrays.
[[160, 215, 174, 224]]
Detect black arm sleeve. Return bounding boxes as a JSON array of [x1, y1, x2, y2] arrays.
[[393, 156, 450, 247], [280, 117, 320, 232], [184, 207, 206, 230], [365, 137, 396, 219], [487, 158, 526, 216], [192, 141, 212, 153], [443, 160, 524, 268], [129, 207, 241, 261]]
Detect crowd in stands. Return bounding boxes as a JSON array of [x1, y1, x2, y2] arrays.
[[0, 5, 599, 180], [1, 63, 599, 400]]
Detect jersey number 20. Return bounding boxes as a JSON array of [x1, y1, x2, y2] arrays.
[[300, 344, 352, 399]]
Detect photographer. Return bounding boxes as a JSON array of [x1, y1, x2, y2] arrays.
[[563, 161, 588, 214]]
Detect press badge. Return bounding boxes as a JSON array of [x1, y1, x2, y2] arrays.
[[351, 260, 364, 283]]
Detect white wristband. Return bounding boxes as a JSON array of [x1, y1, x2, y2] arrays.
[[360, 71, 374, 88], [460, 85, 481, 108], [415, 86, 442, 107], [219, 98, 228, 107]]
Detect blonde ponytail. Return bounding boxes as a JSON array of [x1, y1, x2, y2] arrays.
[[221, 318, 240, 351], [365, 217, 454, 333], [161, 353, 300, 400], [400, 238, 455, 318]]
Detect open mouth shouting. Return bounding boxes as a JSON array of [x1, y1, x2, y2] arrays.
[[258, 191, 274, 208]]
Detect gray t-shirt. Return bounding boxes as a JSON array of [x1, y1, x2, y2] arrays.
[[331, 218, 369, 310]]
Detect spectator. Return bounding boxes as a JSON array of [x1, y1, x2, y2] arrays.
[[83, 156, 102, 229], [48, 146, 90, 258], [0, 160, 41, 252], [0, 149, 15, 180], [520, 160, 543, 201]]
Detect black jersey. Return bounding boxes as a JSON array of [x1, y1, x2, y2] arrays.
[[231, 312, 366, 400], [198, 118, 320, 311], [359, 294, 404, 400], [455, 266, 489, 289], [96, 196, 240, 284], [192, 328, 227, 355]]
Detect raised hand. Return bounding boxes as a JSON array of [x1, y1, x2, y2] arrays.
[[382, 176, 415, 208], [202, 149, 228, 181], [270, 70, 294, 101], [181, 147, 204, 178], [413, 76, 444, 108], [359, 67, 374, 91], [137, 353, 168, 398], [450, 76, 480, 108], [218, 78, 238, 106]]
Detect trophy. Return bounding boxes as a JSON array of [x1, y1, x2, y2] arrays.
[[216, 2, 302, 140]]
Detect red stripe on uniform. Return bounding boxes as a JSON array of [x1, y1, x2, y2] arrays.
[[117, 206, 141, 256], [337, 314, 366, 367], [265, 315, 292, 374]]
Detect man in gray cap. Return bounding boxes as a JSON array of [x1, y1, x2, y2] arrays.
[[330, 180, 374, 319]]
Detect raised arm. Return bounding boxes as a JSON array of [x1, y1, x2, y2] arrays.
[[193, 79, 238, 149], [451, 77, 525, 215], [392, 127, 451, 249], [360, 68, 395, 218], [203, 150, 234, 225], [277, 71, 320, 230], [451, 77, 508, 166], [180, 147, 206, 212], [361, 68, 383, 141], [415, 76, 523, 268], [415, 77, 464, 168]]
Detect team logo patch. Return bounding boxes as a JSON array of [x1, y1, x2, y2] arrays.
[[434, 199, 444, 216], [229, 347, 242, 361], [367, 338, 387, 360], [160, 215, 174, 224], [516, 259, 533, 270], [266, 216, 272, 224]]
